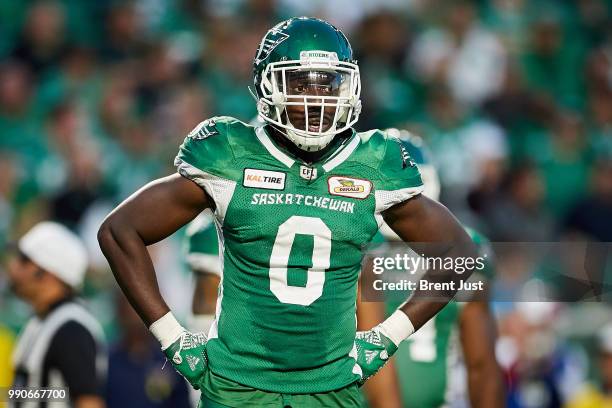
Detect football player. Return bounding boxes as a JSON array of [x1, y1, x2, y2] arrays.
[[358, 129, 504, 408], [98, 17, 478, 407]]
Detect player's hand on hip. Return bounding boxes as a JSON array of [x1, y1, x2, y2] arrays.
[[354, 326, 397, 384], [163, 330, 208, 389], [354, 310, 415, 384], [149, 312, 209, 389]]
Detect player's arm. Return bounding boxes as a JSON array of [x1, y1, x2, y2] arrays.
[[354, 194, 477, 382], [459, 297, 505, 408], [98, 173, 212, 388], [384, 194, 477, 330], [98, 173, 210, 326]]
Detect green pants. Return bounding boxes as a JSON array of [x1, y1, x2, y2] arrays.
[[199, 369, 363, 408]]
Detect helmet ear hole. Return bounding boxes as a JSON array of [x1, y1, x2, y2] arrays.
[[257, 100, 271, 116]]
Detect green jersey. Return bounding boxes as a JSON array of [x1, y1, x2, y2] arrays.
[[175, 116, 423, 394], [382, 228, 495, 408]]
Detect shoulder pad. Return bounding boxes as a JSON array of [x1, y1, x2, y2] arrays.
[[376, 131, 423, 192], [355, 130, 423, 212], [175, 116, 244, 181], [186, 118, 222, 140]]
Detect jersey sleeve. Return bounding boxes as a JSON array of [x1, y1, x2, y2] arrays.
[[175, 116, 237, 181], [374, 134, 424, 213], [184, 212, 221, 276], [174, 116, 241, 222]]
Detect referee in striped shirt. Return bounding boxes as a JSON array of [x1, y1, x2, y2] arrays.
[[7, 222, 106, 408]]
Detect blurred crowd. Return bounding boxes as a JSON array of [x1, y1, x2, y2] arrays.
[[1, 0, 612, 407]]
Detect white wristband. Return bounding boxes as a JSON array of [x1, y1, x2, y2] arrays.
[[377, 310, 415, 346], [149, 312, 186, 350], [187, 314, 215, 334]]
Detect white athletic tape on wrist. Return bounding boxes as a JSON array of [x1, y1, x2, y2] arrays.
[[149, 312, 186, 350], [377, 310, 415, 347], [187, 314, 215, 334]]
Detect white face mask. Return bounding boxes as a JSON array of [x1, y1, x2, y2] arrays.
[[257, 51, 361, 151]]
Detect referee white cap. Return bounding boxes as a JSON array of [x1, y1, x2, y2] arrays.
[[18, 221, 88, 289]]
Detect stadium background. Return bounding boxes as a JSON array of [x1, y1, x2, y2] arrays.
[[0, 0, 611, 406]]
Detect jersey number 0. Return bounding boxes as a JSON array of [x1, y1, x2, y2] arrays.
[[269, 216, 331, 306]]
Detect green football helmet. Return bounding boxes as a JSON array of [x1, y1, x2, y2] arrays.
[[253, 17, 361, 151]]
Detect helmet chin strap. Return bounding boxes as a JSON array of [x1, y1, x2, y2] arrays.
[[285, 111, 339, 152], [286, 127, 336, 152]]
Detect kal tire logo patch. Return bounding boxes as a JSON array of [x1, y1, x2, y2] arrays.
[[328, 176, 372, 199], [244, 169, 286, 190]]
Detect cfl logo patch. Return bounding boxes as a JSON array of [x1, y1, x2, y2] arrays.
[[300, 166, 317, 180]]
